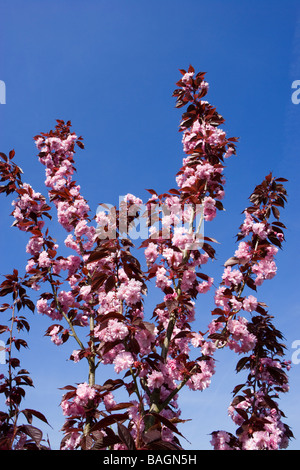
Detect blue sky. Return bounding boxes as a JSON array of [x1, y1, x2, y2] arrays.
[[0, 0, 300, 450]]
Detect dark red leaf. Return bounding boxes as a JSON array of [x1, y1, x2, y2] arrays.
[[19, 424, 43, 447], [104, 275, 116, 294], [117, 423, 136, 450], [90, 413, 129, 432]]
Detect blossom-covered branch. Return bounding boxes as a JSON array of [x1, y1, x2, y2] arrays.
[[210, 174, 293, 450], [0, 66, 292, 451]]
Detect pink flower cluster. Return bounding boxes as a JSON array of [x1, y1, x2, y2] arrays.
[[48, 325, 64, 346], [61, 382, 96, 418], [176, 161, 226, 208], [222, 266, 243, 287], [209, 172, 291, 450], [182, 121, 226, 154], [211, 393, 290, 450], [11, 183, 46, 231], [252, 258, 277, 286], [186, 357, 215, 391], [117, 278, 144, 306], [60, 382, 98, 449], [210, 430, 234, 450], [240, 212, 269, 240], [230, 395, 289, 450], [36, 131, 95, 250], [237, 214, 279, 287], [94, 319, 129, 343], [36, 298, 62, 320], [226, 316, 257, 353]]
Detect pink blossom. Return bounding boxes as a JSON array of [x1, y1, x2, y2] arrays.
[[36, 298, 51, 315], [36, 298, 61, 320], [74, 219, 89, 238], [128, 401, 145, 439], [201, 341, 216, 356], [181, 268, 196, 291], [172, 227, 193, 251], [45, 136, 64, 152], [79, 285, 92, 301], [74, 197, 91, 219], [215, 188, 225, 200], [65, 255, 81, 276], [243, 295, 258, 312], [35, 136, 44, 150], [147, 370, 165, 389], [155, 266, 172, 290], [210, 431, 233, 450], [162, 247, 182, 267], [103, 392, 116, 411], [144, 242, 158, 265], [214, 286, 230, 310], [65, 234, 80, 252], [155, 307, 169, 329], [71, 350, 81, 363], [234, 241, 252, 264], [49, 325, 63, 346], [187, 358, 215, 391], [97, 290, 121, 316], [265, 245, 278, 260], [203, 196, 216, 221], [68, 275, 78, 289], [61, 431, 81, 450], [227, 316, 248, 337], [196, 276, 214, 294], [57, 201, 75, 232], [123, 193, 143, 205], [224, 147, 235, 158], [25, 259, 36, 273], [60, 399, 83, 418], [206, 124, 226, 146], [182, 120, 203, 153], [252, 259, 277, 286], [58, 290, 75, 312], [222, 266, 243, 287], [191, 332, 203, 348], [181, 71, 194, 85], [241, 212, 254, 236], [117, 278, 143, 306], [94, 319, 128, 343], [252, 222, 269, 240], [12, 206, 24, 223], [38, 250, 51, 268], [227, 316, 257, 353], [135, 329, 155, 355], [199, 252, 209, 265], [76, 382, 96, 405], [113, 351, 134, 373], [26, 236, 44, 255], [95, 210, 110, 231], [195, 162, 217, 181], [208, 320, 223, 335], [228, 398, 250, 425], [230, 296, 243, 312]]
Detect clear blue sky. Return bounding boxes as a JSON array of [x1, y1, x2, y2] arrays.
[[0, 0, 300, 450]]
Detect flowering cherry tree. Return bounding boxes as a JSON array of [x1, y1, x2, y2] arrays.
[[0, 65, 293, 450]]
